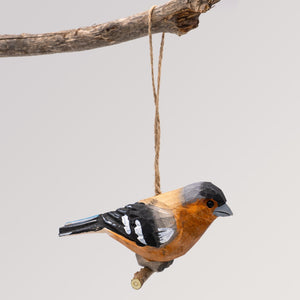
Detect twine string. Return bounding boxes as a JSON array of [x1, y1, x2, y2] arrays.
[[148, 6, 165, 196]]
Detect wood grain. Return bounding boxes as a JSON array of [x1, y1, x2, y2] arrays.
[[0, 0, 220, 57]]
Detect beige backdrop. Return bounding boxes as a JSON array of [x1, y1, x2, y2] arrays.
[[0, 0, 299, 299]]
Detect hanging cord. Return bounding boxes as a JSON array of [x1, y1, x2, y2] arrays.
[[131, 7, 165, 290], [131, 7, 166, 290], [148, 6, 165, 196]]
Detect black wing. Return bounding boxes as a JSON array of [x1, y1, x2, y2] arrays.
[[100, 202, 176, 248]]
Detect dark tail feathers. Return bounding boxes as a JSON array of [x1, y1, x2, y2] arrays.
[[59, 214, 103, 237]]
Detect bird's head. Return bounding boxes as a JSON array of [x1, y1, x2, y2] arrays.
[[182, 182, 233, 217]]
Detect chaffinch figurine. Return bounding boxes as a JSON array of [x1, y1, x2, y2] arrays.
[[59, 181, 232, 273]]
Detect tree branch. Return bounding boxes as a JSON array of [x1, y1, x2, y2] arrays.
[[0, 0, 220, 57], [131, 267, 154, 290]]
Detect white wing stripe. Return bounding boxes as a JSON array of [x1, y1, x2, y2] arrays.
[[158, 228, 174, 244], [134, 220, 147, 245], [121, 215, 131, 235]]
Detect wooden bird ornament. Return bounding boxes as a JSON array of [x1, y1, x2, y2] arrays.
[[59, 182, 232, 287]]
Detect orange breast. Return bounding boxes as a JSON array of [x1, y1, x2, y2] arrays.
[[106, 200, 217, 262]]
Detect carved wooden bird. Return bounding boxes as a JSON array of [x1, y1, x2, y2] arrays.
[[59, 182, 232, 272]]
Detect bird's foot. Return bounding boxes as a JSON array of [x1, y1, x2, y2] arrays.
[[135, 254, 174, 272]]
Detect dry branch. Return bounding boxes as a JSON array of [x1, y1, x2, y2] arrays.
[[0, 0, 220, 57], [131, 267, 154, 290]]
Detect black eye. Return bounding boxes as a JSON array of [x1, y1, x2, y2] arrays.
[[207, 200, 214, 208]]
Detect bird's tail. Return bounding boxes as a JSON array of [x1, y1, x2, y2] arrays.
[[59, 214, 104, 237]]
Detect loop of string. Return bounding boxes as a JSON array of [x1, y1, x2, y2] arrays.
[[148, 6, 165, 196]]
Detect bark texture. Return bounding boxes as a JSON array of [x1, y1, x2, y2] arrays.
[[131, 267, 154, 290], [0, 0, 220, 57]]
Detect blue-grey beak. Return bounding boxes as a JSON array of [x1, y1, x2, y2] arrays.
[[213, 203, 233, 217]]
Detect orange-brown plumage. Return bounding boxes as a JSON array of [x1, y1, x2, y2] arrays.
[[59, 182, 232, 271], [106, 197, 217, 262]]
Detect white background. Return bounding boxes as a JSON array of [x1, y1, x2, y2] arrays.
[[1, 0, 299, 299]]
